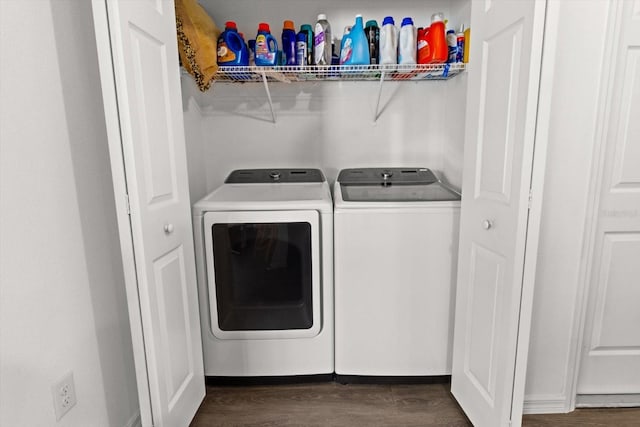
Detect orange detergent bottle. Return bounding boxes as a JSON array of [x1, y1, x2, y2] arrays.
[[426, 13, 448, 63], [417, 26, 431, 64]]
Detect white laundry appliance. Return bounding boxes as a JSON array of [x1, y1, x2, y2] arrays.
[[192, 169, 334, 376], [333, 167, 461, 377]]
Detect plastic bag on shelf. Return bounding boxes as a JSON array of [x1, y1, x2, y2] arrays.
[[175, 0, 220, 91]]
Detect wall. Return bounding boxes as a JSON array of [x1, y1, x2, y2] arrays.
[[182, 78, 210, 203], [442, 0, 470, 190], [523, 0, 610, 413], [199, 81, 455, 190], [0, 1, 139, 426]]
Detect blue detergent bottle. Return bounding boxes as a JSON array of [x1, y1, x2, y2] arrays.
[[255, 22, 278, 66], [339, 15, 369, 66], [282, 20, 297, 65], [217, 21, 249, 66]]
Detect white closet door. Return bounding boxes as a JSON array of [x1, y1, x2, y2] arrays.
[[578, 0, 640, 395], [451, 1, 546, 426], [92, 1, 205, 426]]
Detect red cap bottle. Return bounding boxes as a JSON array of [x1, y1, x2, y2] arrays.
[[258, 22, 271, 33]]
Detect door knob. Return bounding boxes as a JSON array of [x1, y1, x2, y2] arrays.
[[164, 223, 174, 234], [482, 220, 493, 230]]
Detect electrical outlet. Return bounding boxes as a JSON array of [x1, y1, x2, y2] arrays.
[[52, 371, 77, 421]]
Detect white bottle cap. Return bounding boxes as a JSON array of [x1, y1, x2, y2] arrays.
[[431, 12, 444, 23], [318, 14, 327, 20], [356, 14, 362, 18]]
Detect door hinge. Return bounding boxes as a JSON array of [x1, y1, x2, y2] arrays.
[[125, 194, 131, 215], [528, 189, 533, 209]]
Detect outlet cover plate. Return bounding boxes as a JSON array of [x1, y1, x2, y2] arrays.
[[52, 371, 77, 421]]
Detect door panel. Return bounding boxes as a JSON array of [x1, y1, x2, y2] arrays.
[[128, 24, 177, 204], [611, 48, 640, 189], [93, 1, 205, 426], [464, 243, 505, 406], [578, 0, 640, 395], [590, 234, 640, 351], [153, 245, 194, 408], [451, 1, 546, 426], [475, 20, 523, 204]]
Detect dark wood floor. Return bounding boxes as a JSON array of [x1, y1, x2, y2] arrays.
[[191, 382, 640, 426]]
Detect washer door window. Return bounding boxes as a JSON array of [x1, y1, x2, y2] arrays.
[[203, 210, 321, 339]]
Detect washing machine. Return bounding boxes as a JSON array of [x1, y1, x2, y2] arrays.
[[333, 167, 461, 376], [192, 169, 333, 376]]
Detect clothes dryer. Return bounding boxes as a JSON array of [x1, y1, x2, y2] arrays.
[[333, 167, 461, 376], [193, 169, 333, 376]]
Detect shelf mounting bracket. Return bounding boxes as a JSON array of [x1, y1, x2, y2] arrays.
[[373, 71, 386, 123], [261, 69, 276, 124]]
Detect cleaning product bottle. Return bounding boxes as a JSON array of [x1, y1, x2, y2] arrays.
[[331, 39, 340, 67], [379, 16, 397, 68], [314, 14, 332, 65], [417, 26, 431, 64], [365, 20, 380, 64], [338, 25, 352, 65], [341, 15, 371, 65], [463, 26, 470, 63], [398, 17, 416, 65], [281, 20, 297, 65], [217, 21, 249, 66], [296, 31, 307, 66], [446, 29, 457, 63], [248, 39, 256, 66], [300, 24, 314, 65], [456, 25, 465, 63], [426, 13, 447, 63], [255, 23, 278, 66]]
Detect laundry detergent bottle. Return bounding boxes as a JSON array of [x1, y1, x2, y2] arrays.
[[340, 15, 369, 66], [365, 20, 380, 64], [314, 14, 332, 65], [379, 16, 397, 68], [281, 20, 297, 65], [300, 24, 314, 65], [296, 31, 307, 66], [427, 13, 448, 63], [255, 22, 278, 66], [417, 26, 432, 64], [217, 21, 249, 66], [398, 17, 417, 65]]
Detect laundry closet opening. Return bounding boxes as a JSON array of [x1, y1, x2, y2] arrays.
[[181, 0, 470, 382]]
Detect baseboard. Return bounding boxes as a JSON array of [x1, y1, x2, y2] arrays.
[[124, 411, 141, 427], [523, 395, 571, 414], [576, 394, 640, 408]]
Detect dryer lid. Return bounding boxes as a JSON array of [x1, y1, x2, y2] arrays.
[[226, 168, 325, 184]]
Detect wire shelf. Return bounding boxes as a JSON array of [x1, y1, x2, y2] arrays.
[[213, 63, 466, 83]]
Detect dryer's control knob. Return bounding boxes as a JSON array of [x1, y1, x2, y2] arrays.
[[269, 171, 281, 181], [381, 171, 393, 180]]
